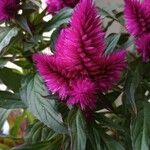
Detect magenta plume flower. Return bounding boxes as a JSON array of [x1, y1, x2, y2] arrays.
[[68, 78, 96, 110], [124, 0, 150, 61], [33, 0, 126, 111], [45, 0, 79, 13], [32, 54, 72, 99], [63, 0, 80, 8], [136, 34, 150, 62], [56, 0, 106, 72], [0, 0, 20, 21], [124, 0, 150, 37], [46, 0, 64, 13]]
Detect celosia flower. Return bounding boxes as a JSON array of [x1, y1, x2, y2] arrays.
[[45, 0, 79, 13], [46, 0, 64, 13], [32, 54, 72, 99], [0, 0, 19, 21], [124, 0, 150, 37], [33, 0, 126, 110], [124, 0, 150, 61], [68, 78, 97, 110], [63, 0, 79, 8], [136, 34, 150, 62]]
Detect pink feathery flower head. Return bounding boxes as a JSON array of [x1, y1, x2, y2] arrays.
[[45, 0, 79, 13], [136, 34, 150, 62], [0, 0, 20, 21], [63, 0, 80, 8], [46, 0, 64, 13], [124, 0, 150, 61], [124, 0, 150, 37], [32, 53, 73, 99], [68, 78, 96, 110], [56, 0, 106, 71], [144, 0, 150, 5], [33, 0, 126, 111]]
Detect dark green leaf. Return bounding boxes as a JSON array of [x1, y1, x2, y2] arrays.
[[25, 121, 57, 144], [0, 91, 26, 109], [101, 132, 125, 150], [123, 64, 142, 114], [50, 28, 60, 53], [105, 33, 121, 55], [20, 74, 67, 134], [73, 110, 86, 150], [13, 142, 50, 150], [16, 16, 32, 35], [120, 36, 134, 49], [42, 8, 73, 32], [29, 0, 41, 8], [0, 108, 10, 131], [0, 68, 22, 92], [130, 101, 150, 150], [0, 27, 19, 53], [88, 126, 125, 150], [13, 139, 61, 150]]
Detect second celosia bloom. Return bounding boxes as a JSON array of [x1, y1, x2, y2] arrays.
[[124, 0, 150, 62], [33, 0, 126, 110], [0, 0, 20, 21]]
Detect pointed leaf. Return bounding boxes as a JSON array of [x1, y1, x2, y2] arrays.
[[0, 108, 10, 130], [0, 27, 19, 53], [0, 91, 25, 109], [105, 33, 121, 55], [20, 74, 67, 134], [130, 101, 150, 150], [73, 110, 87, 150], [123, 64, 142, 114], [42, 8, 73, 32]]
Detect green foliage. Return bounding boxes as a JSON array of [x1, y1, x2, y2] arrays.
[[0, 91, 25, 109], [131, 102, 150, 150], [20, 74, 67, 133], [0, 108, 10, 131]]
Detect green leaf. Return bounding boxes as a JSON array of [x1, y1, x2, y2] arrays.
[[0, 108, 10, 131], [94, 113, 124, 133], [105, 33, 121, 55], [73, 110, 87, 150], [29, 0, 41, 8], [88, 127, 104, 150], [33, 10, 46, 25], [0, 27, 19, 53], [0, 59, 7, 68], [88, 126, 125, 150], [0, 68, 22, 92], [25, 121, 57, 144], [123, 64, 142, 114], [42, 8, 73, 32], [13, 141, 58, 150], [130, 101, 150, 150], [0, 91, 26, 109], [100, 8, 115, 19], [101, 133, 125, 150], [13, 136, 62, 150], [120, 36, 134, 49], [50, 28, 60, 53], [16, 16, 32, 35], [20, 74, 67, 134]]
